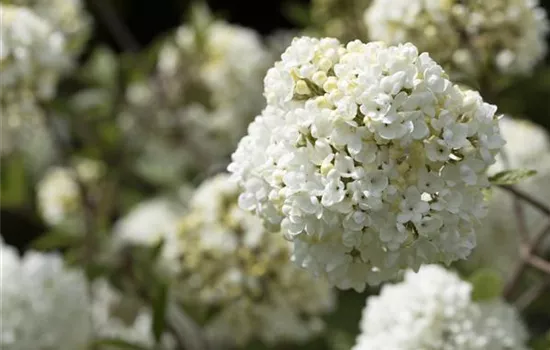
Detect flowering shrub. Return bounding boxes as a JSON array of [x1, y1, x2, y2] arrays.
[[1, 1, 549, 349]]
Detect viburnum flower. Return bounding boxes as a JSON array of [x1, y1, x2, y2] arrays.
[[1, 4, 70, 119], [177, 174, 335, 346], [36, 159, 104, 229], [352, 265, 528, 350], [467, 117, 550, 277], [0, 114, 56, 174], [229, 37, 504, 291], [4, 0, 92, 55], [364, 0, 549, 77], [119, 16, 270, 182], [0, 239, 166, 350], [113, 197, 187, 272]]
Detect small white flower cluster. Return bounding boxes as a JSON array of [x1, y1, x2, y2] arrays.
[[177, 174, 335, 346], [365, 0, 549, 76], [0, 113, 56, 175], [352, 265, 528, 350], [120, 20, 270, 180], [5, 0, 92, 54], [469, 117, 550, 276], [91, 279, 171, 348], [229, 37, 504, 291], [36, 159, 103, 229], [0, 240, 161, 350], [1, 4, 70, 118], [113, 198, 185, 271]]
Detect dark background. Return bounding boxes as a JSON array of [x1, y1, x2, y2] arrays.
[[88, 0, 550, 54]]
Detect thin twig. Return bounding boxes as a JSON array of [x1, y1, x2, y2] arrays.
[[513, 198, 529, 242], [90, 0, 140, 52], [515, 279, 550, 312], [504, 221, 550, 300], [499, 151, 529, 242], [499, 185, 550, 216], [524, 254, 550, 275]]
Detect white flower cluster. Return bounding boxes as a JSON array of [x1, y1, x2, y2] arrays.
[[0, 113, 56, 174], [120, 19, 270, 181], [229, 37, 504, 291], [352, 265, 528, 350], [1, 4, 70, 119], [113, 198, 185, 271], [0, 240, 161, 350], [36, 159, 103, 229], [365, 0, 549, 76], [177, 174, 335, 346], [469, 117, 550, 276], [5, 0, 92, 54]]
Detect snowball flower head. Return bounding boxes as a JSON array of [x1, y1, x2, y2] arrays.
[[154, 20, 269, 157], [0, 240, 160, 349], [229, 37, 504, 291], [365, 0, 549, 76], [37, 160, 103, 228], [468, 117, 550, 277], [177, 174, 335, 346], [113, 198, 184, 271], [352, 265, 528, 350], [0, 4, 70, 119], [5, 0, 92, 54], [120, 19, 270, 181]]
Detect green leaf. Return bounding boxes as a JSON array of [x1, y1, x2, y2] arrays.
[[282, 1, 312, 27], [0, 155, 29, 208], [148, 237, 165, 262], [151, 282, 169, 343], [468, 268, 504, 302], [481, 187, 493, 201], [31, 230, 82, 251], [327, 329, 356, 350], [489, 169, 537, 185], [92, 338, 149, 350], [530, 330, 550, 350]]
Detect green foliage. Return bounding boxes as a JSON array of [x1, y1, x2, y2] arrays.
[[530, 330, 550, 350], [31, 230, 83, 251], [327, 329, 356, 350], [489, 169, 538, 185], [0, 155, 30, 208], [467, 268, 504, 302], [151, 282, 169, 344]]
